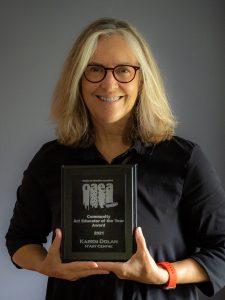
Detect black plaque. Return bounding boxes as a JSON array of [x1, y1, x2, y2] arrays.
[[61, 164, 137, 262]]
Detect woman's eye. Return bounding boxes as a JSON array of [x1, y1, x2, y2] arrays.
[[117, 67, 131, 73], [89, 66, 102, 73]]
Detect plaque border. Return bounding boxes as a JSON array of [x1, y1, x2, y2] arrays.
[[61, 164, 137, 262]]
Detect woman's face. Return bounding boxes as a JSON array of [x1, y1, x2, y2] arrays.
[[81, 34, 140, 126]]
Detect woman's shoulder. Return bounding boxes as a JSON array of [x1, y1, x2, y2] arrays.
[[168, 135, 197, 150], [152, 135, 204, 167], [34, 139, 84, 156], [25, 140, 83, 172], [31, 139, 67, 160], [156, 135, 198, 155]]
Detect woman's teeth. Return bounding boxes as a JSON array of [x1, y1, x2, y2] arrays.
[[97, 96, 122, 102]]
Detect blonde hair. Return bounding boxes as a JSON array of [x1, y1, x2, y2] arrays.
[[50, 18, 176, 146]]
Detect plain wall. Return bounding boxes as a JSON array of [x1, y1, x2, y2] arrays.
[[0, 1, 224, 299]]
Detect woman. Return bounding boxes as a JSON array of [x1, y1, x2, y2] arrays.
[[6, 18, 225, 299]]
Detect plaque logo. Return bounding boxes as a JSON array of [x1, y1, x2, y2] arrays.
[[82, 181, 118, 210]]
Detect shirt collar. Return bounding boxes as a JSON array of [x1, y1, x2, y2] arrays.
[[81, 139, 154, 161]]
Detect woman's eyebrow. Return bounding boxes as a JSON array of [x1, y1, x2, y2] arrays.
[[88, 61, 103, 66], [88, 61, 134, 66]]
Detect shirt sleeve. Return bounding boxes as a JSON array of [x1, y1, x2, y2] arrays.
[[181, 144, 225, 296], [5, 158, 52, 267]]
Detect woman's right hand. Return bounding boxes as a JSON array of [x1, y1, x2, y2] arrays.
[[37, 228, 109, 281]]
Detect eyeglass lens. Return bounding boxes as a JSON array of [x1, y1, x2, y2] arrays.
[[84, 65, 139, 83]]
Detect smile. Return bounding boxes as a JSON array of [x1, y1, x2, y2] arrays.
[[96, 95, 123, 103]]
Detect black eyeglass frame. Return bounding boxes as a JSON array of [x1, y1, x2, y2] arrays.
[[84, 64, 140, 83]]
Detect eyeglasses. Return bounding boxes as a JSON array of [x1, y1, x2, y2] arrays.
[[84, 64, 140, 83]]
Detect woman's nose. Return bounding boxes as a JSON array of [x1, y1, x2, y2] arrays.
[[100, 70, 119, 90]]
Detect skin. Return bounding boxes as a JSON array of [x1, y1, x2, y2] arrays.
[[81, 34, 140, 162], [13, 34, 209, 286], [81, 35, 140, 126]]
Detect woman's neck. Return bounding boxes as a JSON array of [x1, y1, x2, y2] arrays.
[[94, 121, 132, 163]]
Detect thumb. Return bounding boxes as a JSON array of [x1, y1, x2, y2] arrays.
[[135, 227, 148, 252], [49, 228, 62, 256]]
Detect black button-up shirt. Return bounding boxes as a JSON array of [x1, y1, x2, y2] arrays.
[[5, 136, 225, 299]]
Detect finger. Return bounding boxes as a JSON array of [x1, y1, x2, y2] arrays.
[[136, 228, 157, 268], [97, 262, 126, 279], [67, 261, 99, 270], [61, 263, 110, 281], [135, 227, 148, 252], [70, 269, 110, 281], [97, 262, 122, 273], [48, 228, 62, 256], [78, 269, 110, 278]]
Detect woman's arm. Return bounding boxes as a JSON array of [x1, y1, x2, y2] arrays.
[[172, 258, 209, 284], [98, 227, 209, 286], [12, 244, 48, 272], [12, 229, 109, 281]]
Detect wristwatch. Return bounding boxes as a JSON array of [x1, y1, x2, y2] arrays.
[[157, 262, 177, 289]]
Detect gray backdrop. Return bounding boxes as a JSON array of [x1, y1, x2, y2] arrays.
[[0, 1, 224, 299]]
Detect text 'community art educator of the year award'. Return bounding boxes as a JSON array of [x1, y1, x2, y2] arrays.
[[61, 165, 137, 261]]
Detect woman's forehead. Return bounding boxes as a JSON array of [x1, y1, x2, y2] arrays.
[[90, 34, 138, 66]]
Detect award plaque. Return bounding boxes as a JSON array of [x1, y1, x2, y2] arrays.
[[61, 164, 137, 262]]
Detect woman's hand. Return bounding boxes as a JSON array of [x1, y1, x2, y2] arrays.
[[97, 227, 169, 285], [37, 228, 109, 281]]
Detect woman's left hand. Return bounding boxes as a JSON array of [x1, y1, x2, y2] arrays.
[[97, 227, 169, 285]]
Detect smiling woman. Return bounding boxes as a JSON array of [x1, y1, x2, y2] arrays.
[[81, 35, 140, 134], [50, 18, 176, 147], [5, 18, 225, 300]]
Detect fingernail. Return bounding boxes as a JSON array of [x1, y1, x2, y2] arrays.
[[56, 228, 62, 238], [138, 227, 142, 234]]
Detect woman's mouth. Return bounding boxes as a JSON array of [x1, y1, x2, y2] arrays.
[[96, 95, 123, 103]]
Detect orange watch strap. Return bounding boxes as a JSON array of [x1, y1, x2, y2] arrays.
[[157, 262, 177, 289]]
